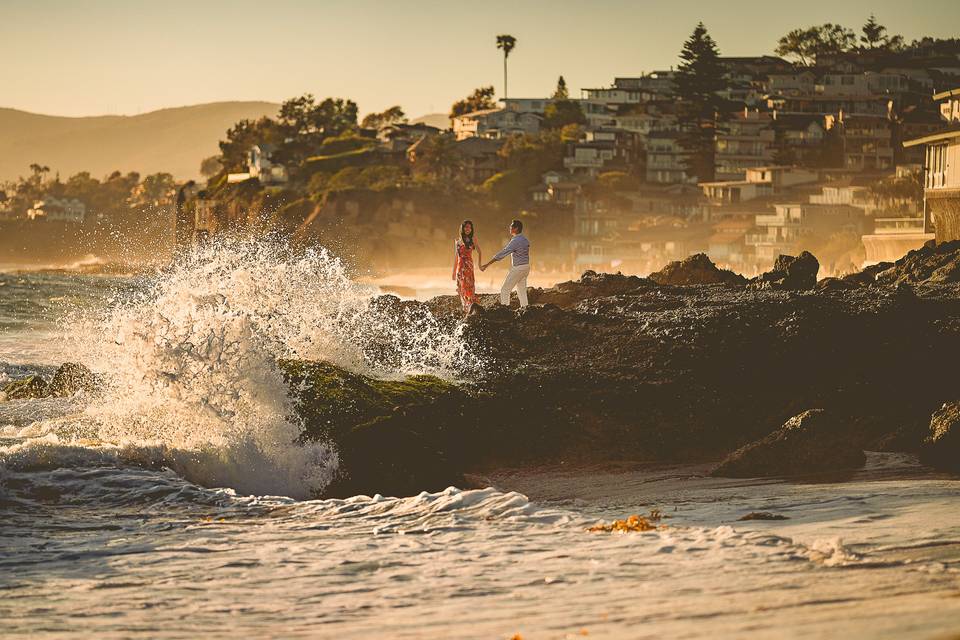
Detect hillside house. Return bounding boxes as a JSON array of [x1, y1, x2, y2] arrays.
[[904, 87, 960, 242], [26, 197, 86, 223], [452, 109, 542, 140], [227, 143, 288, 184], [826, 113, 895, 171], [645, 132, 691, 184], [746, 203, 866, 263], [716, 110, 776, 179], [563, 128, 638, 177]]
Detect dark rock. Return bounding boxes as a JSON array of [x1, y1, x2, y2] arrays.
[[47, 362, 99, 397], [528, 271, 655, 307], [648, 253, 747, 287], [272, 241, 960, 497], [711, 410, 865, 478], [841, 261, 894, 287], [738, 512, 789, 521], [279, 360, 472, 497], [919, 401, 960, 473], [814, 277, 858, 292], [876, 240, 960, 286], [753, 252, 820, 291], [2, 375, 49, 400]]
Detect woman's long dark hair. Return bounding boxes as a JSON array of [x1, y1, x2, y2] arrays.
[[459, 219, 475, 248]]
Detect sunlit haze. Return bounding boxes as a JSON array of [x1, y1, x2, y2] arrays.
[[3, 0, 959, 117]]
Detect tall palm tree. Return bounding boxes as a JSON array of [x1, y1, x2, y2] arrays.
[[496, 35, 517, 99]]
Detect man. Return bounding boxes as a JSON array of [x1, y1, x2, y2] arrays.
[[480, 219, 530, 308]]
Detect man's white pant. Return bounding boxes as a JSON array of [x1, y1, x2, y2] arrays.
[[500, 264, 530, 307]]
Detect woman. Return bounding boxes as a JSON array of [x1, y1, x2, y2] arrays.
[[452, 219, 482, 316]]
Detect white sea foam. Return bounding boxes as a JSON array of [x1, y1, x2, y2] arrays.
[[3, 240, 476, 498]]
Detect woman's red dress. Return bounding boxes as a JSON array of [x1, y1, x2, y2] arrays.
[[455, 239, 477, 313]]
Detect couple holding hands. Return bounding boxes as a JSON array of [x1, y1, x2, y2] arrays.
[[452, 218, 530, 316]]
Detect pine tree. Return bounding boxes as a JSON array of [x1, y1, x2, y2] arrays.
[[674, 23, 728, 182], [552, 76, 569, 100]]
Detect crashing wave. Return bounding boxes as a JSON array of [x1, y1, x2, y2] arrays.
[[3, 239, 476, 499]]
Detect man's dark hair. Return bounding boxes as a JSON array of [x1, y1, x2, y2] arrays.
[[511, 219, 523, 233]]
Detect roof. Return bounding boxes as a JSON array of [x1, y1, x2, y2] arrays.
[[903, 127, 960, 147], [933, 88, 960, 101], [456, 136, 505, 155], [454, 108, 502, 119], [699, 180, 757, 188]]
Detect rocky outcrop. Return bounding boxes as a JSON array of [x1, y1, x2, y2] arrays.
[[279, 360, 473, 497], [648, 253, 747, 286], [531, 271, 656, 306], [919, 401, 960, 473], [752, 252, 819, 291], [47, 362, 98, 397], [2, 375, 49, 400], [1, 362, 100, 401], [22, 245, 960, 496], [711, 410, 866, 478], [876, 240, 960, 286]]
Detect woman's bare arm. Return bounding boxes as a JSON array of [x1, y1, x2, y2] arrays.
[[452, 241, 459, 280]]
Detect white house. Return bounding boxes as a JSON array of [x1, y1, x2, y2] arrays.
[[904, 87, 960, 242], [227, 143, 289, 184], [26, 197, 86, 223]]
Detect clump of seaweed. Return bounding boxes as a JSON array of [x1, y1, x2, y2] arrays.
[[738, 512, 789, 521], [588, 510, 664, 533]]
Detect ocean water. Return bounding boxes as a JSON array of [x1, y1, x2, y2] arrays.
[[1, 244, 959, 639]]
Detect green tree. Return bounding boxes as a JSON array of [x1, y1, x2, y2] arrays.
[[276, 95, 359, 164], [771, 121, 797, 166], [450, 86, 497, 118], [552, 76, 569, 100], [128, 173, 175, 215], [496, 35, 517, 99], [543, 100, 586, 130], [361, 105, 407, 130], [674, 23, 728, 182], [415, 133, 463, 181], [200, 156, 223, 178], [860, 15, 904, 51], [775, 24, 856, 65], [218, 117, 279, 171]]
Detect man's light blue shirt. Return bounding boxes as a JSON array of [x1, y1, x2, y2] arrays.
[[491, 234, 530, 267]]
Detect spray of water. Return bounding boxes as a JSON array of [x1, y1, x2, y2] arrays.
[[46, 239, 477, 498]]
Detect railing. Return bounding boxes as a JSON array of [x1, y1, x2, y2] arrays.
[[926, 171, 947, 189]]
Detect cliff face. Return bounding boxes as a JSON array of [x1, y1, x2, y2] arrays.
[[284, 246, 960, 496]]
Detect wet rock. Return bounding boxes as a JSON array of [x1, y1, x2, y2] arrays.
[[919, 401, 960, 473], [876, 240, 960, 286], [47, 362, 99, 397], [841, 261, 894, 287], [814, 277, 858, 293], [279, 360, 473, 497], [711, 410, 865, 478], [2, 375, 49, 400], [529, 271, 655, 307], [752, 252, 820, 291], [648, 253, 747, 287]]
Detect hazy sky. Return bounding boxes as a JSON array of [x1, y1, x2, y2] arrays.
[[3, 0, 959, 119]]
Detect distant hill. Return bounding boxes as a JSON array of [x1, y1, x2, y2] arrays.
[[410, 113, 450, 130], [0, 101, 279, 183]]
